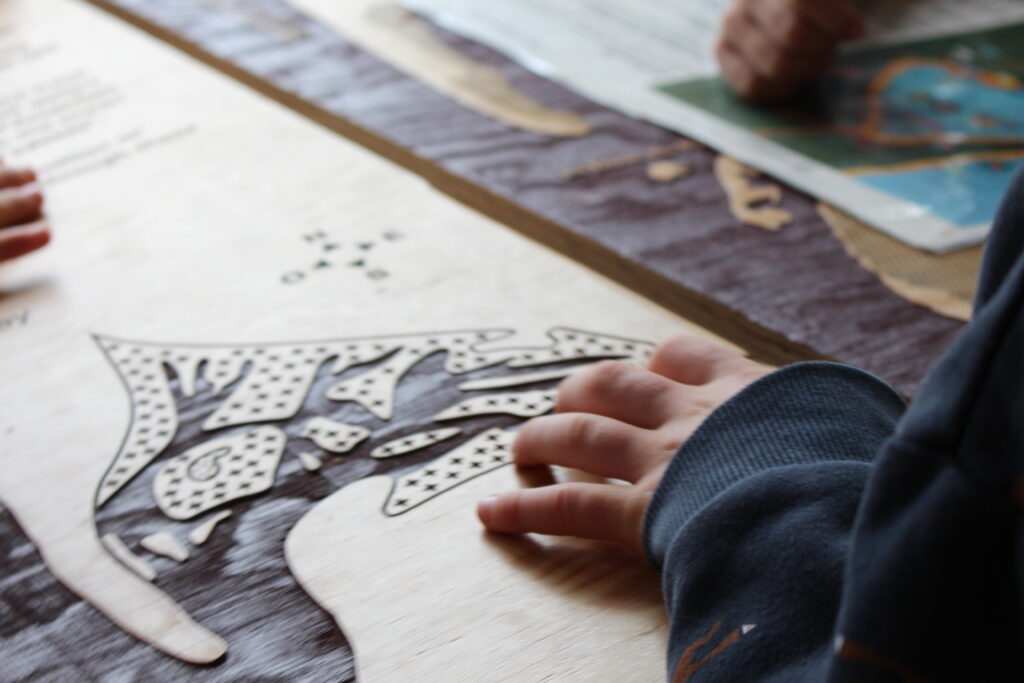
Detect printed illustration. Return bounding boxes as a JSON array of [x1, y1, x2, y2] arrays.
[[659, 22, 1024, 231]]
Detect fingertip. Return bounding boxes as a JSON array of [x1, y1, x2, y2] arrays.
[[35, 223, 52, 248], [477, 495, 499, 527]]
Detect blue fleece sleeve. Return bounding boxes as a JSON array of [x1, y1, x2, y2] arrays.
[[827, 167, 1024, 682], [643, 362, 906, 681]]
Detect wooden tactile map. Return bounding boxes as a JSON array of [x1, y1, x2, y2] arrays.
[[0, 0, 720, 678]]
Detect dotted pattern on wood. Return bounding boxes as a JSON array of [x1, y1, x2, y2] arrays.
[[324, 331, 513, 418], [506, 328, 653, 368], [95, 329, 651, 505], [152, 427, 286, 521], [383, 427, 515, 515], [302, 416, 370, 454], [434, 388, 556, 421], [97, 338, 180, 505], [370, 427, 462, 459], [202, 347, 330, 430]]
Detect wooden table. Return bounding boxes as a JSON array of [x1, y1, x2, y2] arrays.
[[2, 0, 967, 679]]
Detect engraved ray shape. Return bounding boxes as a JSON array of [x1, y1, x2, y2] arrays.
[[434, 388, 557, 421], [325, 331, 512, 419], [457, 366, 585, 391], [302, 416, 371, 454], [153, 426, 286, 521], [383, 427, 515, 515], [505, 328, 652, 368], [370, 427, 462, 459], [97, 338, 181, 504]]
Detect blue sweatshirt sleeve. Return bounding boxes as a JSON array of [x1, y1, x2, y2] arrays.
[[827, 168, 1024, 682], [643, 362, 906, 681], [644, 167, 1024, 682]]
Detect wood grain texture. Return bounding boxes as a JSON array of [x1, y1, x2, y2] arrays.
[[287, 466, 667, 683], [85, 0, 966, 396]]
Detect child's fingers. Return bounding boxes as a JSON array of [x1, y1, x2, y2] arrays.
[[514, 413, 661, 483], [715, 40, 775, 101], [648, 336, 758, 386], [0, 220, 51, 262], [727, 4, 825, 84], [0, 167, 37, 190], [555, 361, 682, 429], [477, 482, 648, 552], [0, 184, 44, 228]]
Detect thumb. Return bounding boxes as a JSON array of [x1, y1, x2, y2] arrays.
[[477, 482, 649, 553]]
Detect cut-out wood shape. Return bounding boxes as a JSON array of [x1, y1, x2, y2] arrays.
[[287, 464, 667, 682], [646, 159, 690, 183], [382, 427, 515, 514], [818, 202, 980, 321], [560, 139, 695, 180], [714, 155, 794, 231], [289, 0, 592, 137], [434, 389, 556, 421], [102, 533, 157, 582], [298, 451, 324, 471], [457, 366, 586, 391], [302, 417, 371, 454], [140, 532, 190, 563], [370, 426, 462, 459], [152, 427, 286, 521], [188, 511, 232, 547]]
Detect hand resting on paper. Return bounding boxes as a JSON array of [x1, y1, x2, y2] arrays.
[[715, 0, 864, 101], [0, 160, 50, 263], [477, 336, 770, 553]]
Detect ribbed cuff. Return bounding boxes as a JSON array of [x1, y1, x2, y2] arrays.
[[643, 362, 906, 570]]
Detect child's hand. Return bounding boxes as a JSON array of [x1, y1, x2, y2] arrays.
[[715, 0, 863, 101], [0, 162, 50, 262], [477, 337, 770, 552]]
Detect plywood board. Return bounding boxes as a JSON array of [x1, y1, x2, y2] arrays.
[[0, 0, 718, 675]]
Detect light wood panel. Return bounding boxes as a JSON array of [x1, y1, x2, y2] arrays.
[[0, 0, 715, 674]]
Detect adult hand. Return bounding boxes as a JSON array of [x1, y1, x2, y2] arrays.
[[477, 337, 770, 553], [715, 0, 864, 101]]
